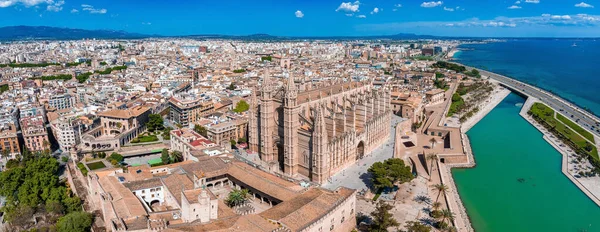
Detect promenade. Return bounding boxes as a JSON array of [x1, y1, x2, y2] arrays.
[[520, 97, 600, 207], [454, 62, 600, 138]]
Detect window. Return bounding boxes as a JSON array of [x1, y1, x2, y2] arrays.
[[330, 225, 334, 231], [341, 217, 345, 223], [141, 190, 145, 194]]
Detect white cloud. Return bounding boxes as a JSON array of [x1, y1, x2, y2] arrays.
[[575, 2, 594, 8], [394, 4, 402, 7], [392, 8, 397, 11], [515, 1, 521, 4], [70, 8, 77, 13], [81, 4, 107, 14], [357, 14, 366, 18], [421, 1, 443, 8], [549, 14, 571, 20], [370, 7, 379, 14], [295, 10, 304, 18], [142, 22, 151, 25], [46, 0, 63, 12], [508, 5, 522, 9], [336, 1, 360, 12], [443, 7, 454, 11], [358, 13, 600, 33], [345, 13, 353, 16], [0, 0, 65, 9], [525, 0, 539, 3]]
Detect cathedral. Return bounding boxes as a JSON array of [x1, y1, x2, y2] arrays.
[[248, 70, 392, 184]]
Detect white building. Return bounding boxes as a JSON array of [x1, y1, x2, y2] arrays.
[[50, 117, 80, 152]]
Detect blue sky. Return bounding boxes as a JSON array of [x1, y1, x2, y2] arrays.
[[1, 0, 600, 37]]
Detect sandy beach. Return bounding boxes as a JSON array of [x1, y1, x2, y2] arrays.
[[447, 48, 460, 59]]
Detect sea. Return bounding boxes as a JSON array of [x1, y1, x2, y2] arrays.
[[454, 39, 600, 117], [452, 40, 600, 232]]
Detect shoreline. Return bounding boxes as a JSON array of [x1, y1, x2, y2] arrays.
[[439, 57, 600, 232], [436, 80, 511, 232], [519, 97, 600, 207]]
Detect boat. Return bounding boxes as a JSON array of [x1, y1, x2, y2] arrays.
[[572, 43, 577, 47]]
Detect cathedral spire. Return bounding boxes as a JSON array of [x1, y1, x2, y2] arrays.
[[285, 72, 297, 106]]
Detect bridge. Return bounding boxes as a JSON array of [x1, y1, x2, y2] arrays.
[[455, 62, 600, 138]]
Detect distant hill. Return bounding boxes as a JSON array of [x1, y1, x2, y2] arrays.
[[0, 26, 151, 40], [0, 26, 443, 41]]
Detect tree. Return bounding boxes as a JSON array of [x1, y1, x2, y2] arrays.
[[426, 153, 437, 181], [237, 137, 247, 144], [370, 201, 399, 232], [403, 221, 431, 232], [161, 148, 170, 164], [171, 151, 183, 163], [434, 184, 449, 203], [194, 124, 208, 137], [57, 211, 93, 232], [225, 189, 250, 207], [432, 202, 442, 211], [43, 139, 51, 155], [368, 158, 414, 190], [429, 137, 437, 149], [451, 93, 462, 102], [233, 100, 250, 113], [439, 209, 455, 227], [147, 114, 164, 132], [108, 152, 124, 163], [227, 83, 236, 90]]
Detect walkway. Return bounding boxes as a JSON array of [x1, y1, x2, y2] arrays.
[[520, 97, 600, 207]]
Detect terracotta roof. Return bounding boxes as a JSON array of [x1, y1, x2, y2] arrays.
[[259, 187, 355, 231], [97, 106, 149, 119], [161, 173, 194, 206], [179, 157, 229, 180], [98, 175, 148, 219], [165, 214, 279, 232], [226, 162, 301, 202], [123, 178, 162, 191]]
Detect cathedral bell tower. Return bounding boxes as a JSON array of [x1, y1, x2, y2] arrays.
[[283, 72, 299, 176]]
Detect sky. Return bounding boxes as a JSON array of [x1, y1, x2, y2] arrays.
[[1, 0, 600, 37]]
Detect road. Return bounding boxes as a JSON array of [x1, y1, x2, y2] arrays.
[[456, 63, 600, 137]]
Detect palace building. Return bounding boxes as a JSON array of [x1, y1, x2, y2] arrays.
[[248, 69, 392, 184]]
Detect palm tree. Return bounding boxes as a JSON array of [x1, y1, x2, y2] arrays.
[[427, 153, 437, 181], [434, 183, 449, 203], [429, 137, 437, 149], [432, 202, 442, 211], [226, 189, 250, 207], [170, 151, 183, 163], [440, 209, 455, 225]]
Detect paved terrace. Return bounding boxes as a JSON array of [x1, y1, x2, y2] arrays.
[[454, 62, 600, 138]]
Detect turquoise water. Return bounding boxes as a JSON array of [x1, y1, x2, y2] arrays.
[[452, 93, 600, 232], [454, 40, 600, 116]]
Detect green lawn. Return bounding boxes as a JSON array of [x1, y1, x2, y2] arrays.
[[86, 161, 106, 170], [556, 113, 595, 142], [131, 134, 159, 143], [529, 103, 598, 160]]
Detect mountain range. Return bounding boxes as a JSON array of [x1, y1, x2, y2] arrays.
[[0, 26, 441, 41]]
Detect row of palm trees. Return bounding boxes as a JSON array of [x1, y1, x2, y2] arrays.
[[432, 183, 455, 231], [426, 149, 456, 231]]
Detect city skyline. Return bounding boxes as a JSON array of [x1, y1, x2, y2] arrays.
[[2, 0, 600, 37]]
